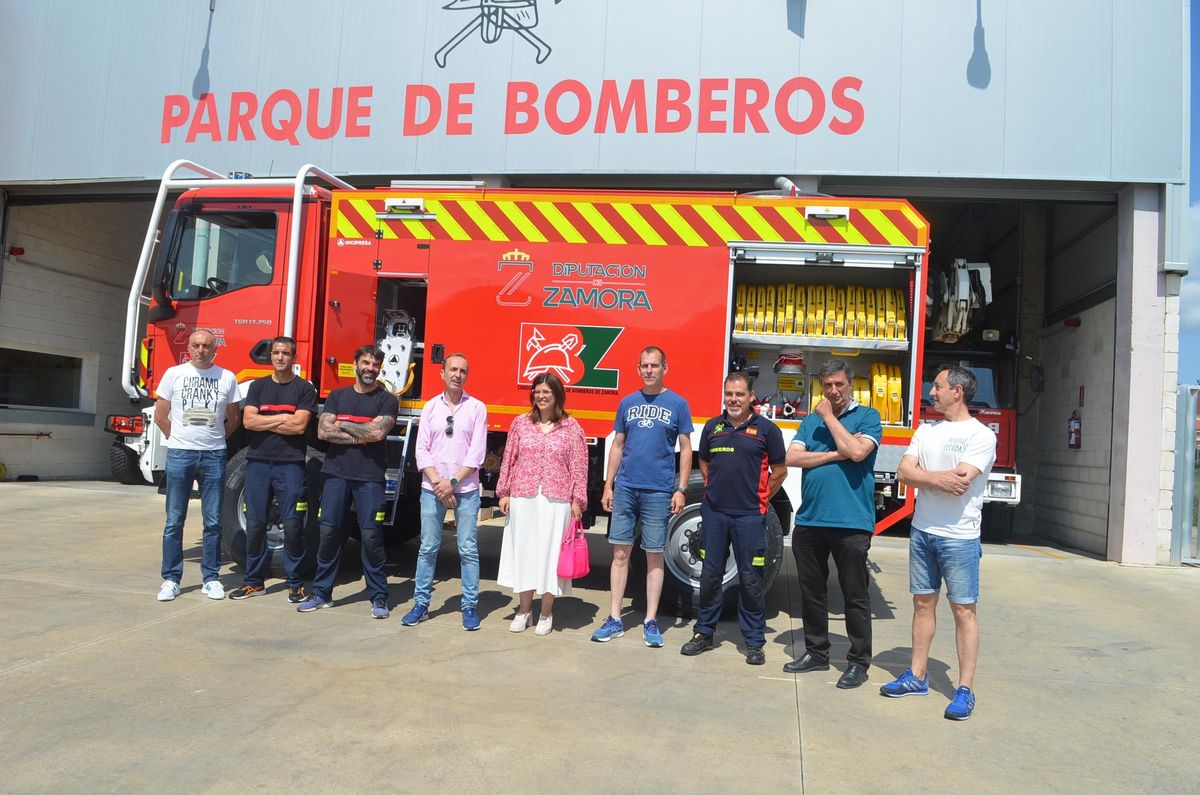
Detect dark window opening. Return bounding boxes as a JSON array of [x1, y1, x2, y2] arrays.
[[0, 347, 83, 409]]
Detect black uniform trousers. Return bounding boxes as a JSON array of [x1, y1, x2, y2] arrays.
[[792, 524, 873, 666]]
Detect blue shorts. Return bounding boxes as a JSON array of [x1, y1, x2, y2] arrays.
[[909, 529, 982, 605], [608, 484, 672, 553]]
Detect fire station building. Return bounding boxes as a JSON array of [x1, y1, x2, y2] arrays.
[[0, 1, 1188, 565]]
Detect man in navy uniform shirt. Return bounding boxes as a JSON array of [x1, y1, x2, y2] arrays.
[[681, 372, 786, 665]]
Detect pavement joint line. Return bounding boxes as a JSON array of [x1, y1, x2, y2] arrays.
[[0, 603, 209, 678]]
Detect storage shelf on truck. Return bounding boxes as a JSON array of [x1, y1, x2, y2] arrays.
[[730, 333, 909, 352]]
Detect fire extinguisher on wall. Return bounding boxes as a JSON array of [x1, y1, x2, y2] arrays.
[[1067, 410, 1082, 449]]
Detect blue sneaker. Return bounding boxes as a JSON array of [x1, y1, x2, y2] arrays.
[[400, 603, 428, 626], [944, 686, 976, 720], [879, 669, 929, 698], [296, 595, 332, 613], [462, 607, 481, 631], [371, 597, 390, 619], [590, 615, 624, 642], [642, 619, 664, 648]]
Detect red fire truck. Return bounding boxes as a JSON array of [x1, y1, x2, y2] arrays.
[[920, 258, 1023, 540], [108, 161, 933, 612]]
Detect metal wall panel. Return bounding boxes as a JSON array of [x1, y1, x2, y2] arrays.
[[1003, 0, 1113, 180], [0, 0, 1186, 184]]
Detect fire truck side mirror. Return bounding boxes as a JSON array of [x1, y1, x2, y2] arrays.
[[430, 344, 445, 364], [1030, 364, 1044, 393], [249, 339, 273, 364]]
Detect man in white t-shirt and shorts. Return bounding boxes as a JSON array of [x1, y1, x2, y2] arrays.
[[154, 330, 241, 602], [881, 364, 996, 721]]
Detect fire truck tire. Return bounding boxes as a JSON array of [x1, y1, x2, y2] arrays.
[[981, 503, 1014, 544], [109, 442, 146, 485], [220, 448, 322, 578], [660, 475, 785, 618]]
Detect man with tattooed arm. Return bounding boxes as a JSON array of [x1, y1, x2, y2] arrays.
[[296, 345, 399, 617]]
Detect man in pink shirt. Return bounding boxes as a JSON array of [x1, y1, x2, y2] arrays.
[[401, 353, 489, 630]]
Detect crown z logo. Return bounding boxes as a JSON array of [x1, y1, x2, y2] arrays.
[[519, 323, 621, 390], [496, 248, 533, 307], [436, 0, 562, 68]]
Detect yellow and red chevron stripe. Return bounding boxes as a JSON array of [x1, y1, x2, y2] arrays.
[[331, 191, 928, 249]]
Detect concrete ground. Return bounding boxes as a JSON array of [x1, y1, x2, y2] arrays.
[[1, 481, 1197, 794]]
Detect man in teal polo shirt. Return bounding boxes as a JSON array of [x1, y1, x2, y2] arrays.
[[783, 360, 881, 689]]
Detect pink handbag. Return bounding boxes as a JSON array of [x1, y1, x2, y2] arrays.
[[557, 517, 591, 579]]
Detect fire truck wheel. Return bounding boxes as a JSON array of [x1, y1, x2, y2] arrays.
[[660, 478, 785, 618], [220, 448, 322, 578], [109, 442, 146, 485]]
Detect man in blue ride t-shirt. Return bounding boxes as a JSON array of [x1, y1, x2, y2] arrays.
[[681, 371, 787, 666], [296, 344, 398, 618], [592, 346, 693, 648], [783, 360, 882, 690]]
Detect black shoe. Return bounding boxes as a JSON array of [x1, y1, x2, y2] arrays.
[[836, 663, 870, 689], [228, 584, 265, 600], [287, 587, 307, 604], [680, 633, 714, 656], [783, 652, 830, 674], [745, 647, 766, 666]]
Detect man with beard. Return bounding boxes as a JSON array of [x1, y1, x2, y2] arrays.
[[297, 345, 398, 618]]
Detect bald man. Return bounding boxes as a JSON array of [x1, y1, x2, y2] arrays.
[[153, 330, 241, 602]]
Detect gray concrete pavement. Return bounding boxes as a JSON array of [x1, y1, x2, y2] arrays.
[[1, 481, 1197, 793]]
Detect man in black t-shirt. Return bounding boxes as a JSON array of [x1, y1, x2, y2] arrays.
[[297, 344, 399, 618], [229, 337, 317, 603], [681, 372, 787, 666]]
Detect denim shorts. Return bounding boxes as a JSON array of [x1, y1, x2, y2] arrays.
[[909, 528, 982, 604], [608, 484, 672, 552]]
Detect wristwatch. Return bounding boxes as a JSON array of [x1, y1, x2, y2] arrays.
[[449, 477, 459, 490], [673, 486, 686, 495]]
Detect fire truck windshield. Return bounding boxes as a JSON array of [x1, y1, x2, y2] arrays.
[[165, 211, 277, 300]]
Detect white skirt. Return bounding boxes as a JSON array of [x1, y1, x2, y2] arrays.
[[497, 492, 572, 597]]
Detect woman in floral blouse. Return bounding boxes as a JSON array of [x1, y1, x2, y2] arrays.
[[496, 373, 588, 636]]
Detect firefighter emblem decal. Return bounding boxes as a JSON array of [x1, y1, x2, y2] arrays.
[[519, 323, 621, 390], [436, 0, 562, 68]]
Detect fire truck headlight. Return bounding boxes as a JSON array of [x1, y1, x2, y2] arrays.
[[988, 481, 1014, 499]]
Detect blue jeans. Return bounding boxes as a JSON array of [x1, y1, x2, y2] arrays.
[[161, 448, 226, 584], [312, 477, 387, 602], [693, 505, 767, 648], [608, 484, 672, 552], [909, 529, 982, 604], [243, 459, 307, 588], [415, 488, 481, 609]]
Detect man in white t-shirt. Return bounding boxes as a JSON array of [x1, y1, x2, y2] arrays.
[[881, 364, 996, 722], [153, 330, 241, 602]]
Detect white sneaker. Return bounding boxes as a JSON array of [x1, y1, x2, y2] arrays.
[[157, 580, 180, 602], [509, 613, 533, 633], [201, 580, 225, 600], [535, 615, 553, 636]]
